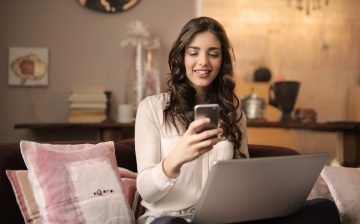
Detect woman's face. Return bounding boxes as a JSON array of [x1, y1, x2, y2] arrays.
[[184, 31, 222, 94]]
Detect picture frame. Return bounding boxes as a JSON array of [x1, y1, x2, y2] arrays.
[[78, 0, 140, 13], [8, 47, 49, 87]]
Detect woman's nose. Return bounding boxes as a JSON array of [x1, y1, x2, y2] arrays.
[[198, 53, 209, 67]]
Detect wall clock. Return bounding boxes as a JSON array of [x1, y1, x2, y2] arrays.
[[78, 0, 140, 13]]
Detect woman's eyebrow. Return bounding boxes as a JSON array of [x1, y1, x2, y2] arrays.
[[208, 47, 221, 51], [186, 46, 200, 50], [186, 46, 221, 51]]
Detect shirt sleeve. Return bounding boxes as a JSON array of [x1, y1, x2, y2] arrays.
[[238, 110, 249, 158], [135, 97, 177, 204]]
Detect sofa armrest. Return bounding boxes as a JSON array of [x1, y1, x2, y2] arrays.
[[114, 140, 137, 172], [248, 144, 300, 158]]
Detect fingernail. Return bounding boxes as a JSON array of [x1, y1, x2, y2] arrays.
[[218, 135, 226, 141]]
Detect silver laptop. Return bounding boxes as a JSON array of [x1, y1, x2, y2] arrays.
[[192, 153, 328, 224]]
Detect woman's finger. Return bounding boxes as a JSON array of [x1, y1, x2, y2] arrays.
[[190, 128, 222, 143], [185, 118, 211, 135], [191, 136, 222, 151]]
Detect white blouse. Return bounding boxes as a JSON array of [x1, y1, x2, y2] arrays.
[[135, 93, 248, 224]]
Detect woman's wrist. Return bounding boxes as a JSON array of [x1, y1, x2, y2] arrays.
[[162, 155, 182, 179]]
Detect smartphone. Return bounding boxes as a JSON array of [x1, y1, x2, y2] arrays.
[[194, 104, 219, 132]]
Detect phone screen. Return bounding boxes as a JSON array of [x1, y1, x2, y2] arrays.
[[194, 104, 219, 132]]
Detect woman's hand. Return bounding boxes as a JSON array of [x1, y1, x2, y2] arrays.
[[163, 118, 223, 178]]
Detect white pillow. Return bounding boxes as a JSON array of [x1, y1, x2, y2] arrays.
[[321, 165, 360, 224], [20, 140, 134, 224]]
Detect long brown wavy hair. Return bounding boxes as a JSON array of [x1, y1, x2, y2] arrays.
[[164, 16, 244, 153]]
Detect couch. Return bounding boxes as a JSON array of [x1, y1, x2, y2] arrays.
[[0, 139, 300, 223]]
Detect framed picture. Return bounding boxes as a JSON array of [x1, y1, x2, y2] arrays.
[[78, 0, 140, 13], [8, 47, 49, 87]]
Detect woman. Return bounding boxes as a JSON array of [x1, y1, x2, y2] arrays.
[[135, 17, 340, 224]]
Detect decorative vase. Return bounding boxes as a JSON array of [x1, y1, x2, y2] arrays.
[[120, 20, 161, 108], [125, 39, 160, 110], [269, 81, 300, 122]]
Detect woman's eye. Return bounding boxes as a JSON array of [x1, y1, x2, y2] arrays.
[[188, 51, 198, 56], [209, 53, 220, 58]]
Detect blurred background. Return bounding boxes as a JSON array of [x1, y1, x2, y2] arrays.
[[1, 0, 359, 162]]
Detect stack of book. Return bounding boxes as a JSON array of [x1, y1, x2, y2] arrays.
[[68, 87, 108, 123]]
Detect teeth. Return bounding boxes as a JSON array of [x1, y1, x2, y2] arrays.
[[195, 70, 209, 75]]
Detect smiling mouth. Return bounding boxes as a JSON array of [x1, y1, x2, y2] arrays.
[[194, 70, 211, 78]]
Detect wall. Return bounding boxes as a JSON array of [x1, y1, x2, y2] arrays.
[[0, 0, 196, 142], [202, 0, 360, 158]]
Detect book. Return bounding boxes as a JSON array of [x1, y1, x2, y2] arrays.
[[68, 114, 106, 123], [68, 93, 107, 103], [67, 87, 112, 123], [69, 108, 106, 116], [69, 102, 106, 109]]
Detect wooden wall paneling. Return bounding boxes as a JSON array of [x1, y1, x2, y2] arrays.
[[203, 0, 360, 157]]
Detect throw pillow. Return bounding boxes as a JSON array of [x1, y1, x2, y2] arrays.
[[321, 165, 360, 224], [116, 168, 144, 217], [19, 140, 134, 224], [6, 170, 41, 224], [6, 168, 139, 224], [307, 175, 333, 201]]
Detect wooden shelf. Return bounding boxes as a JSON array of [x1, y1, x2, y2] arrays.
[[14, 120, 360, 167], [14, 121, 135, 142], [247, 120, 360, 132], [14, 122, 135, 129]]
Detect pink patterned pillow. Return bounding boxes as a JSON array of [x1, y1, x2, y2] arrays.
[[6, 170, 41, 224], [7, 168, 139, 224], [19, 140, 134, 224]]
